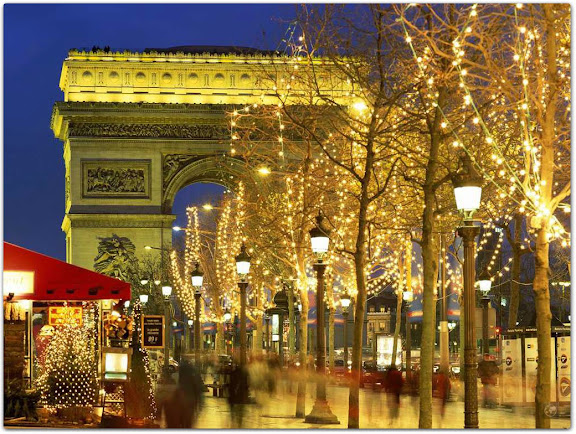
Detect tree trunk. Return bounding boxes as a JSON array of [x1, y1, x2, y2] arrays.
[[296, 274, 309, 418], [419, 224, 439, 428], [507, 213, 523, 328], [329, 307, 335, 372], [253, 315, 262, 354], [288, 288, 296, 356], [534, 225, 552, 428], [348, 252, 367, 428], [391, 248, 405, 368], [533, 5, 558, 427], [348, 180, 370, 429], [216, 322, 224, 354]]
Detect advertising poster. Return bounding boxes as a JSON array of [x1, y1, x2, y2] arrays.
[[524, 337, 557, 402], [556, 336, 571, 403], [501, 338, 523, 404]]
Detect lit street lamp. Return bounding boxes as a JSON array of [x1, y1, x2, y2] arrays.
[[340, 293, 352, 370], [191, 262, 204, 364], [305, 212, 339, 425], [235, 243, 251, 367], [478, 270, 492, 356], [453, 153, 483, 429]]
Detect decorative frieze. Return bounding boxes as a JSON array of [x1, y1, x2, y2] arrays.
[[70, 123, 229, 140], [82, 159, 151, 198]]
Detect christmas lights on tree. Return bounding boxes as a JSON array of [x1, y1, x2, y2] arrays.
[[37, 314, 97, 411]]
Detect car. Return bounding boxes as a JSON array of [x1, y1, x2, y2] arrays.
[[332, 359, 348, 377], [360, 361, 386, 388]]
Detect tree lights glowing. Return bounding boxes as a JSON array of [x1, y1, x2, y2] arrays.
[[37, 311, 97, 411]]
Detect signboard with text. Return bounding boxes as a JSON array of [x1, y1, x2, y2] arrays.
[[49, 306, 83, 326], [3, 271, 34, 296], [141, 315, 164, 349]]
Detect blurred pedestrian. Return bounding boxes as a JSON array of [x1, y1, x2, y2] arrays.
[[478, 354, 498, 408], [435, 370, 451, 418], [164, 361, 204, 428], [228, 363, 249, 428], [385, 365, 404, 423]]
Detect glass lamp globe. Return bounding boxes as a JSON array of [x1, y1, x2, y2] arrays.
[[224, 310, 232, 322], [452, 154, 483, 216], [235, 243, 252, 277], [478, 278, 492, 295], [139, 294, 149, 304], [191, 262, 204, 288], [340, 294, 352, 309], [403, 290, 414, 302], [309, 212, 331, 257], [162, 284, 172, 298], [188, 319, 193, 326]]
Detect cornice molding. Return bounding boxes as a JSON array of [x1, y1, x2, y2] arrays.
[[66, 213, 175, 228]]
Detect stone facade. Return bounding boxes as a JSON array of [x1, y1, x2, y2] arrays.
[[51, 48, 348, 270]]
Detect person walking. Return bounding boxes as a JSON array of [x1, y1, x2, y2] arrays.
[[385, 365, 404, 423], [227, 363, 249, 428], [435, 370, 451, 418], [164, 361, 204, 428], [478, 354, 499, 408]]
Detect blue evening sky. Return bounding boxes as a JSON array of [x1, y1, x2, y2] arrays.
[[3, 3, 296, 260]]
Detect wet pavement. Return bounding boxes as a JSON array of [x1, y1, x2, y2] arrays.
[[157, 378, 571, 429]]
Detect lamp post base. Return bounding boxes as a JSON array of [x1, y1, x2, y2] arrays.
[[304, 399, 340, 424]]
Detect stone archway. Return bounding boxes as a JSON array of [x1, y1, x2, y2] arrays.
[[162, 154, 249, 213], [50, 46, 344, 270]]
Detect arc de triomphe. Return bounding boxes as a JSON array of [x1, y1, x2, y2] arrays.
[[51, 46, 346, 271]]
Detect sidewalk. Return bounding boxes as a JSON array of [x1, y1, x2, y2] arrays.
[[159, 380, 571, 429]]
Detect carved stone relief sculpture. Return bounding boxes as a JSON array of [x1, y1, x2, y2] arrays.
[[82, 160, 150, 198], [70, 123, 229, 140]]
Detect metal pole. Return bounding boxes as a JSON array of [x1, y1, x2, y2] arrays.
[[343, 310, 349, 369], [440, 234, 450, 374], [406, 305, 412, 393], [305, 263, 339, 424], [458, 223, 480, 429], [163, 299, 171, 381], [195, 292, 202, 364], [239, 281, 248, 366], [482, 297, 490, 355], [279, 312, 284, 367]]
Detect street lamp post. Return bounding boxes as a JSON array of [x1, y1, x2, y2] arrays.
[[224, 309, 232, 355], [191, 262, 204, 364], [187, 319, 194, 352], [478, 272, 492, 356], [162, 283, 173, 382], [264, 314, 271, 352], [305, 213, 339, 425], [340, 294, 351, 370], [235, 243, 252, 367], [403, 290, 414, 393], [453, 154, 483, 429]]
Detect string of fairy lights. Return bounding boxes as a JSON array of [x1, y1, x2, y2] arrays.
[[168, 5, 569, 326]]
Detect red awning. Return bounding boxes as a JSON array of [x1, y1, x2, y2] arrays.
[[3, 242, 131, 301]]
